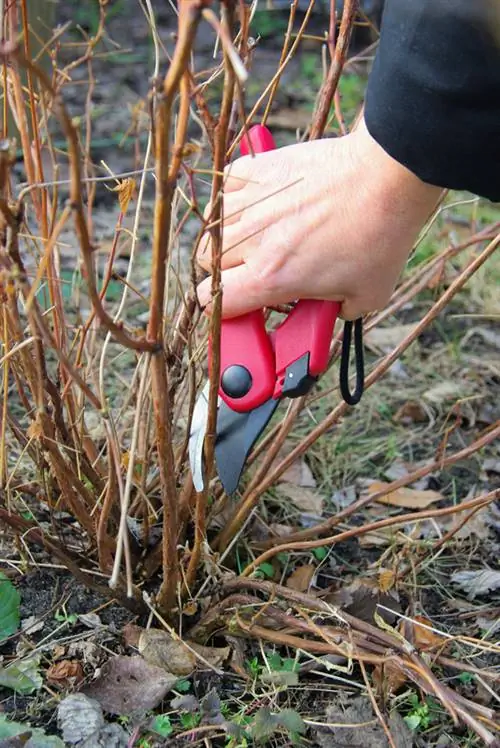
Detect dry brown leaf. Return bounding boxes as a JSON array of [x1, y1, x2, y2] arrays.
[[84, 655, 177, 716], [367, 481, 444, 509], [328, 578, 401, 625], [393, 400, 428, 424], [109, 177, 136, 214], [378, 567, 396, 593], [373, 659, 407, 695], [279, 459, 316, 488], [182, 601, 198, 616], [46, 659, 84, 686], [402, 615, 447, 652], [138, 629, 196, 675], [358, 527, 397, 547], [268, 522, 295, 538], [277, 484, 324, 515], [136, 628, 229, 673], [286, 564, 315, 592], [189, 642, 230, 668]]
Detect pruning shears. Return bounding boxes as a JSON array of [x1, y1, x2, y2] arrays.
[[189, 125, 364, 495]]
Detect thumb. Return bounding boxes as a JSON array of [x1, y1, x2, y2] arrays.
[[197, 264, 276, 319]]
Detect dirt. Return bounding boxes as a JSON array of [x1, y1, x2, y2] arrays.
[[1, 2, 499, 747]]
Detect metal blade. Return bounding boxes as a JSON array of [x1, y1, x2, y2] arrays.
[[215, 397, 279, 495], [188, 381, 211, 492]]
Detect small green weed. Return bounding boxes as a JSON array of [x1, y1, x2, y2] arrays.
[[403, 692, 440, 731], [54, 607, 78, 626]]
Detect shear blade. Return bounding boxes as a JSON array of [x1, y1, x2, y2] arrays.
[[215, 397, 279, 495], [189, 382, 211, 492]]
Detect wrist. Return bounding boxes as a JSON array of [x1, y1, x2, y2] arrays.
[[354, 116, 443, 217]]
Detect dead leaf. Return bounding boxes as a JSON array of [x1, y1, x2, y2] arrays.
[[268, 522, 295, 538], [266, 108, 313, 131], [451, 569, 500, 600], [276, 484, 324, 515], [189, 642, 230, 669], [46, 660, 84, 686], [373, 659, 408, 696], [286, 564, 315, 592], [365, 324, 416, 352], [394, 400, 428, 424], [182, 600, 198, 616], [315, 695, 413, 746], [136, 628, 229, 673], [366, 481, 444, 509], [83, 655, 177, 715], [279, 459, 316, 488], [358, 527, 397, 547], [378, 568, 396, 593], [423, 380, 464, 403], [402, 615, 448, 652], [109, 177, 136, 214], [138, 629, 196, 675], [328, 578, 401, 625], [122, 623, 142, 648], [57, 692, 128, 746], [482, 457, 500, 474]]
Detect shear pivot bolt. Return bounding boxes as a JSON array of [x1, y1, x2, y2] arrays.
[[221, 365, 252, 399]]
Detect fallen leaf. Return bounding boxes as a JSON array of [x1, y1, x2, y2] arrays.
[[315, 696, 412, 746], [46, 660, 84, 686], [20, 616, 44, 636], [402, 615, 448, 652], [373, 659, 408, 696], [357, 527, 397, 547], [83, 655, 177, 715], [276, 484, 324, 515], [451, 569, 500, 600], [57, 693, 128, 747], [268, 523, 295, 538], [138, 629, 196, 675], [279, 459, 316, 488], [189, 642, 230, 669], [328, 578, 401, 625], [260, 669, 299, 687], [122, 623, 142, 648], [170, 694, 199, 712], [366, 481, 444, 509], [482, 458, 500, 474], [331, 485, 356, 509], [137, 628, 229, 673], [423, 380, 464, 404], [286, 564, 315, 592], [266, 108, 313, 131], [365, 324, 416, 352], [393, 400, 428, 424], [78, 613, 102, 629], [378, 568, 396, 593]]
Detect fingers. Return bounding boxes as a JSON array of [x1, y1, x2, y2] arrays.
[[197, 263, 283, 319]]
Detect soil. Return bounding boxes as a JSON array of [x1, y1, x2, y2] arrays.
[[1, 2, 499, 748]]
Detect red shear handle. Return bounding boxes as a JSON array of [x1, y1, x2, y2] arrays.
[[271, 300, 341, 399], [215, 125, 278, 413]]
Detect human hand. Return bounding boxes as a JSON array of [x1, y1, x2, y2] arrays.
[[197, 118, 442, 320]]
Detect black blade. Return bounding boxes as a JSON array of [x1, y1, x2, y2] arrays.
[[215, 398, 279, 495]]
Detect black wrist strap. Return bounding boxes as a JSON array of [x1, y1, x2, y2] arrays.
[[339, 317, 364, 406]]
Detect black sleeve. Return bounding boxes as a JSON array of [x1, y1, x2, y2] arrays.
[[364, 0, 500, 202]]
